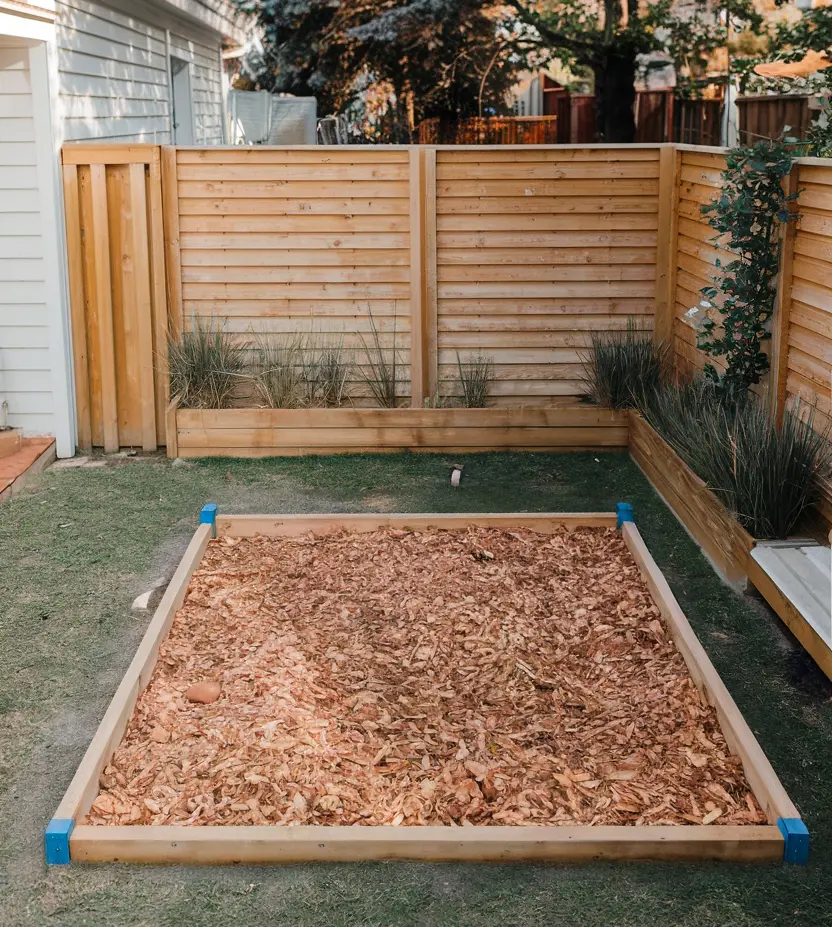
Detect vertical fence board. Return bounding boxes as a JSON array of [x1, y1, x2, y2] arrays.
[[424, 148, 438, 399], [654, 145, 679, 347], [89, 163, 119, 453], [78, 166, 104, 447], [129, 162, 157, 451], [148, 149, 169, 445], [62, 163, 92, 452], [409, 148, 426, 406], [109, 163, 140, 447], [161, 146, 183, 339]]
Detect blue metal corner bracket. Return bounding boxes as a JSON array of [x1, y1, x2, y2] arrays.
[[616, 502, 634, 529], [45, 818, 74, 865], [778, 818, 809, 865], [200, 502, 218, 538]]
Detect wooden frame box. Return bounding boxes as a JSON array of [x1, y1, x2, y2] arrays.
[[46, 507, 807, 866]]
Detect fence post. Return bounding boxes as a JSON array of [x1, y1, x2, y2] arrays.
[[161, 146, 183, 340], [654, 144, 680, 348], [148, 148, 169, 446], [409, 147, 429, 407], [127, 162, 157, 453], [424, 148, 438, 400], [89, 163, 119, 453], [768, 162, 799, 426]]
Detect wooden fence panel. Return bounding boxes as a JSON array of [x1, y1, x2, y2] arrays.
[[434, 147, 661, 405], [737, 95, 810, 145], [173, 146, 413, 406], [62, 145, 164, 452], [783, 159, 832, 520], [674, 99, 723, 147], [671, 148, 732, 384]]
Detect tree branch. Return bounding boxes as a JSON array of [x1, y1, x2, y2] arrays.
[[504, 0, 601, 63]]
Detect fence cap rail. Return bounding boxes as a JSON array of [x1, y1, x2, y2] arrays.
[[62, 145, 158, 165]]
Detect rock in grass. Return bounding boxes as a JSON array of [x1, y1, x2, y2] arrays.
[[184, 681, 221, 704]]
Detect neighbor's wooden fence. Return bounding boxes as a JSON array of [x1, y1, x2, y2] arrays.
[[737, 95, 811, 144], [417, 117, 560, 145]]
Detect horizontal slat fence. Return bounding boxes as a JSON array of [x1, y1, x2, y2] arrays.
[[168, 146, 414, 405], [434, 147, 660, 404], [669, 147, 732, 385], [778, 159, 832, 520]]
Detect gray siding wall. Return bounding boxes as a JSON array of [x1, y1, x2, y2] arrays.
[[56, 0, 225, 143]]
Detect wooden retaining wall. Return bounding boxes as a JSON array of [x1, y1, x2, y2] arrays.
[[629, 413, 755, 585], [172, 406, 630, 457]]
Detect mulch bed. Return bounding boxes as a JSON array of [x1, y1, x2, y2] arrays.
[[86, 526, 765, 828]]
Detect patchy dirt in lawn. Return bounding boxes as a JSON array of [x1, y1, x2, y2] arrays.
[[87, 525, 764, 829]]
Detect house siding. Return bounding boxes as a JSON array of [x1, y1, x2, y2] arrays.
[[56, 0, 226, 144], [0, 46, 54, 435], [168, 30, 224, 144]]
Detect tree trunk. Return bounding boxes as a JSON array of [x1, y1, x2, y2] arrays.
[[594, 51, 637, 143]]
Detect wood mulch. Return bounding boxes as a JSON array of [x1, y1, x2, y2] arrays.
[[86, 526, 766, 828]]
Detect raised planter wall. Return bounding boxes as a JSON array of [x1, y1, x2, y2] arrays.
[[628, 412, 755, 586], [170, 406, 630, 458]]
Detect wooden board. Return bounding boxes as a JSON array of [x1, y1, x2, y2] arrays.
[[749, 546, 832, 681], [52, 508, 797, 864], [215, 511, 618, 538], [172, 407, 630, 458], [629, 413, 755, 586], [69, 823, 783, 864]]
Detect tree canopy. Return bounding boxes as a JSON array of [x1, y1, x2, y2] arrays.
[[236, 0, 765, 142]]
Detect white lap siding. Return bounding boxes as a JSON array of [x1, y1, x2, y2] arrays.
[[56, 0, 225, 143], [0, 47, 54, 435], [168, 31, 224, 144]]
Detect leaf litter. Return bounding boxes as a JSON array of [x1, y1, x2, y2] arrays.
[[85, 526, 765, 828]]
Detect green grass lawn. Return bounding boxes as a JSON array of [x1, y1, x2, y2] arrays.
[[0, 451, 830, 927]]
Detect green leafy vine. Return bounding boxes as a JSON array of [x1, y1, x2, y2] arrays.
[[698, 139, 800, 402]]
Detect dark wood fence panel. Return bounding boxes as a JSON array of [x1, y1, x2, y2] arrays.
[[675, 98, 723, 146], [418, 117, 559, 145], [737, 95, 810, 144], [635, 91, 674, 143]]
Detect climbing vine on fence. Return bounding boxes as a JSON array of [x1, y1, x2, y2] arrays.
[[698, 138, 799, 402]]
